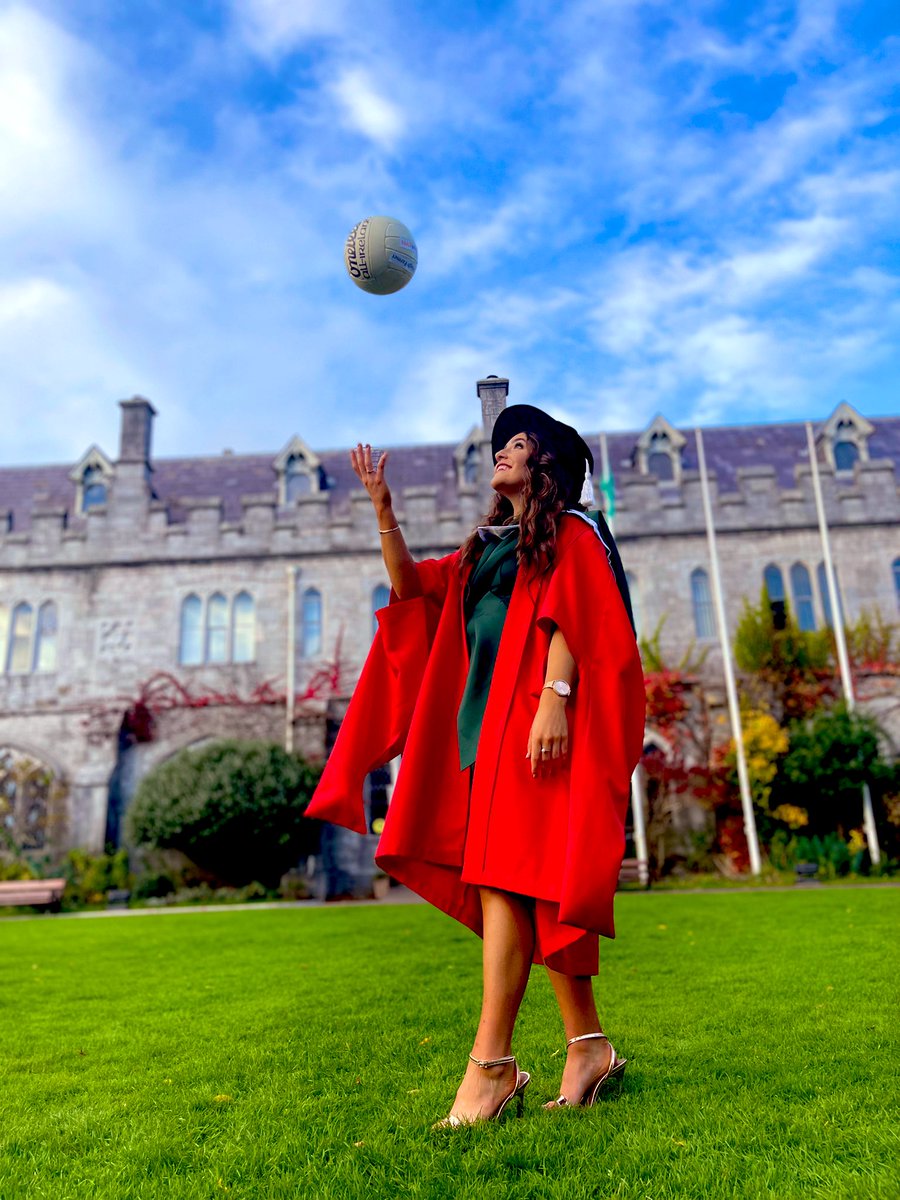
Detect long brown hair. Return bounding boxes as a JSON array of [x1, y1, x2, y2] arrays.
[[459, 432, 584, 576]]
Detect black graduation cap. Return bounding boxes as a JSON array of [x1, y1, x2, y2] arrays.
[[492, 404, 594, 508]]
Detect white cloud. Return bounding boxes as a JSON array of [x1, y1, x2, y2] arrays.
[[231, 0, 347, 57], [330, 67, 406, 149]]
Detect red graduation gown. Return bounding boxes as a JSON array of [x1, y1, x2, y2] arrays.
[[306, 514, 645, 975]]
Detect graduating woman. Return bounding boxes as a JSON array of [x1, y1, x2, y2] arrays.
[[306, 404, 645, 1125]]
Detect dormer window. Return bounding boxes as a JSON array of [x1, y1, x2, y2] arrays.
[[817, 402, 873, 473], [274, 436, 323, 505], [69, 445, 114, 515], [454, 426, 483, 489], [82, 466, 108, 510], [647, 434, 675, 481], [285, 454, 313, 501], [833, 425, 859, 472], [635, 416, 686, 484]]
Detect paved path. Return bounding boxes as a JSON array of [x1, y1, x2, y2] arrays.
[[2, 880, 897, 922], [0, 885, 426, 921]]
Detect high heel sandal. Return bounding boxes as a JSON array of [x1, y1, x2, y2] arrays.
[[432, 1053, 531, 1129], [545, 1032, 627, 1109]]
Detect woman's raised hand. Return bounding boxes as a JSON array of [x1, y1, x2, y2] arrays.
[[350, 443, 392, 514]]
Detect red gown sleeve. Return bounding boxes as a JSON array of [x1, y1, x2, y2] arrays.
[[305, 552, 459, 833], [536, 522, 646, 934]]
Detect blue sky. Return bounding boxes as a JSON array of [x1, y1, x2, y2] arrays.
[[1, 0, 898, 465]]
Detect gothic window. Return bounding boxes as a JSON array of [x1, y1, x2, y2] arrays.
[[179, 594, 203, 666], [833, 440, 859, 472], [817, 563, 843, 628], [302, 588, 323, 658], [82, 465, 108, 511], [625, 571, 642, 640], [763, 564, 785, 602], [790, 563, 816, 631], [232, 592, 256, 664], [636, 417, 685, 482], [647, 447, 675, 481], [372, 584, 390, 637], [7, 603, 34, 674], [33, 602, 58, 673], [463, 444, 479, 485], [206, 593, 229, 664], [690, 569, 715, 639], [894, 558, 900, 612], [819, 404, 873, 472], [0, 748, 55, 851], [285, 454, 313, 501]]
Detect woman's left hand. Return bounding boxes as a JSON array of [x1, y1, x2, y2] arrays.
[[527, 692, 569, 778]]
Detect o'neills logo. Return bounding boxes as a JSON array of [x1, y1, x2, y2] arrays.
[[345, 219, 372, 280]]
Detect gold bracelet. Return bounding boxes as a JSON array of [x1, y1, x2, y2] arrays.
[[379, 525, 401, 535]]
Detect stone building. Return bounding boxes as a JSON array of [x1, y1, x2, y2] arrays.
[[1, 377, 898, 860]]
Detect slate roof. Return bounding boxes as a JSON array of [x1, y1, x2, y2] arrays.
[[1, 415, 898, 533]]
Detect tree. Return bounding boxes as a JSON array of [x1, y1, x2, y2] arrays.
[[733, 590, 834, 722], [773, 705, 885, 837], [126, 740, 321, 887]]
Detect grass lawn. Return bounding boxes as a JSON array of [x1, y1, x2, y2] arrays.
[[1, 889, 898, 1200]]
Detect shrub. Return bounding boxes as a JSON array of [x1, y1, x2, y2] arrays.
[[126, 740, 321, 888], [775, 705, 884, 836], [63, 849, 133, 906]]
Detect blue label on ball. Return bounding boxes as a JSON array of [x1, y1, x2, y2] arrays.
[[388, 252, 415, 274]]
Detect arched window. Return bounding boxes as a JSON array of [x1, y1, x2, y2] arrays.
[[302, 588, 322, 658], [33, 602, 58, 673], [0, 605, 8, 674], [463, 444, 479, 485], [894, 558, 900, 613], [285, 454, 312, 502], [690, 569, 715, 639], [833, 441, 859, 472], [625, 571, 642, 640], [7, 603, 34, 674], [816, 563, 843, 628], [82, 465, 108, 511], [790, 563, 816, 631], [763, 564, 785, 602], [0, 748, 53, 851], [647, 451, 674, 481], [372, 584, 390, 637], [206, 593, 229, 664], [179, 595, 203, 666], [232, 592, 255, 663]]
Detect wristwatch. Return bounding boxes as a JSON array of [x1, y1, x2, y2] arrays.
[[543, 679, 572, 698]]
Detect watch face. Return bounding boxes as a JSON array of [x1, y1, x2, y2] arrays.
[[553, 680, 571, 697]]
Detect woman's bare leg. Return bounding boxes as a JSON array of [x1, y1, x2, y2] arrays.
[[544, 968, 612, 1105], [447, 887, 534, 1121]]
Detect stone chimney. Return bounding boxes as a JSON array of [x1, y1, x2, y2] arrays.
[[477, 376, 508, 436], [111, 396, 156, 523], [119, 396, 156, 465]]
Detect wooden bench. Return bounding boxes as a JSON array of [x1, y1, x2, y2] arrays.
[[0, 878, 66, 911]]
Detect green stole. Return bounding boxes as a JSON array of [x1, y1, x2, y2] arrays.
[[457, 529, 519, 770]]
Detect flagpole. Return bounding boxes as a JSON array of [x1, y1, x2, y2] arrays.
[[601, 429, 649, 882], [285, 565, 296, 753], [695, 428, 762, 875], [805, 423, 881, 864]]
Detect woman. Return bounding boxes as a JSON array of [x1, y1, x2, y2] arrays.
[[306, 404, 645, 1125]]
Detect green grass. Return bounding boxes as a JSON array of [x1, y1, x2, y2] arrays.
[[1, 890, 898, 1199]]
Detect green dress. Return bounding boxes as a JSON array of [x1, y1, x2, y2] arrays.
[[457, 528, 519, 770]]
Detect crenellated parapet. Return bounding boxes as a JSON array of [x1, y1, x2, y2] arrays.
[[612, 457, 899, 540]]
